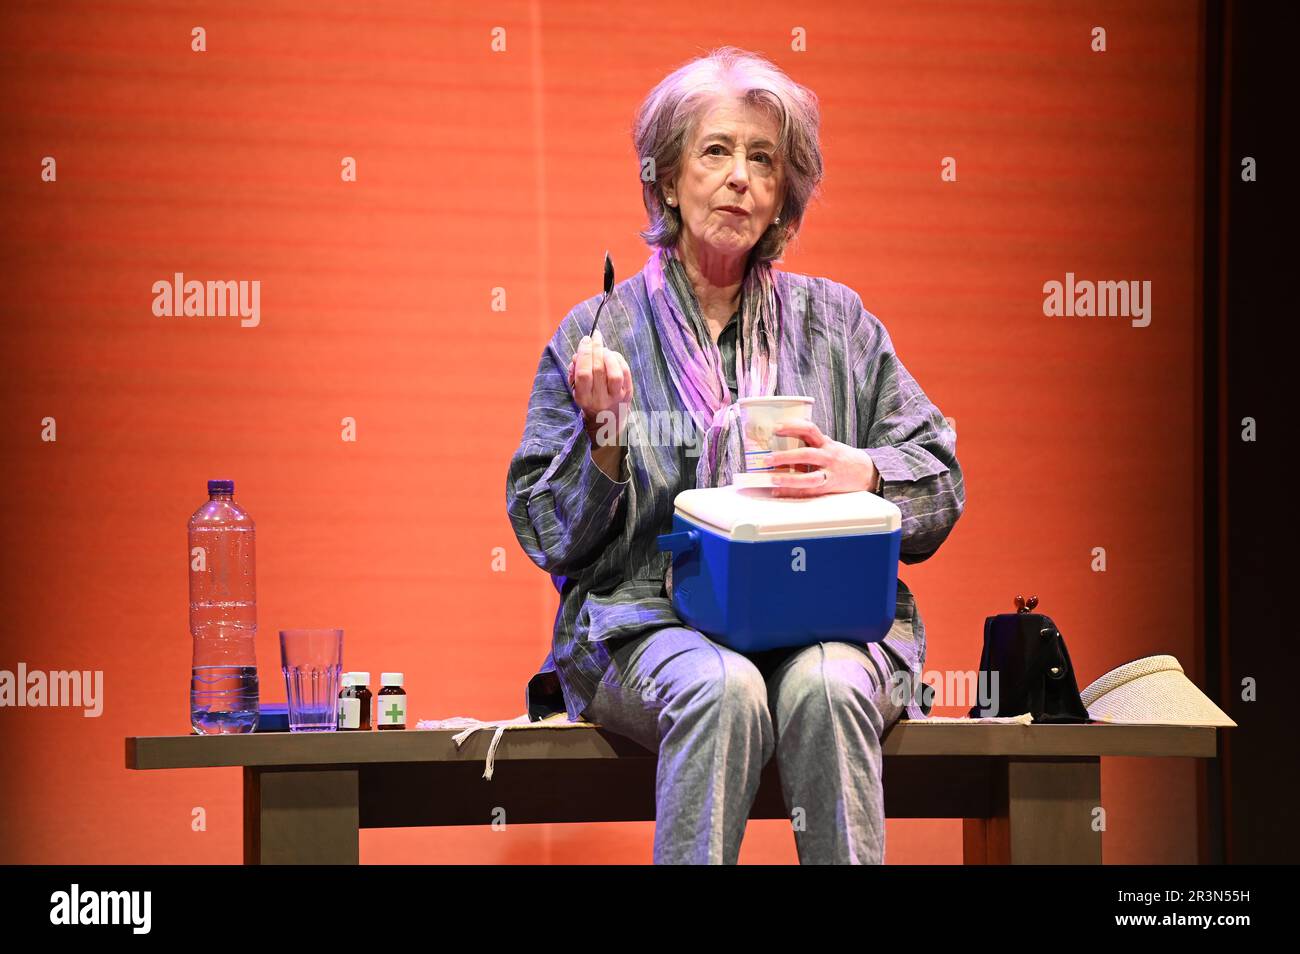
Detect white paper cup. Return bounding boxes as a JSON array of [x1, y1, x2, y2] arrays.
[[738, 396, 814, 475]]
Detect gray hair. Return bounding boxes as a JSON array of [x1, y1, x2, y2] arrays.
[[632, 46, 824, 265]]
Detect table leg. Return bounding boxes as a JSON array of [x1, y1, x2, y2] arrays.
[[243, 767, 360, 864], [963, 757, 1102, 864]]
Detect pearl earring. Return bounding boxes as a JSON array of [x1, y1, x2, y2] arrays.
[[774, 216, 781, 225]]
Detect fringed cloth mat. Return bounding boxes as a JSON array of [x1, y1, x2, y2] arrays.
[[414, 711, 1035, 780], [414, 713, 600, 780]]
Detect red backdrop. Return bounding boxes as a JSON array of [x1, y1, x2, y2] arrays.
[[0, 0, 1204, 863]]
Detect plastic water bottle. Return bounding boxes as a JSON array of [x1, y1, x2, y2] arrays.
[[188, 479, 259, 733]]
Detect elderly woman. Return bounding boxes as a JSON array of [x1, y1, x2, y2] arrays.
[[507, 46, 964, 864]]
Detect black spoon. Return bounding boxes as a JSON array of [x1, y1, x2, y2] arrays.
[[589, 251, 615, 337]]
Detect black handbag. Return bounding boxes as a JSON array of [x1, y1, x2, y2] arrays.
[[967, 596, 1091, 723]]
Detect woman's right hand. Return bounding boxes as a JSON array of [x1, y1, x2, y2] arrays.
[[569, 329, 634, 447]]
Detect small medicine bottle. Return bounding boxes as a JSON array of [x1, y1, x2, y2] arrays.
[[337, 672, 372, 731], [377, 672, 407, 730]]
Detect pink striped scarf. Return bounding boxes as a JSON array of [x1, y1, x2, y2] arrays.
[[642, 244, 783, 488]]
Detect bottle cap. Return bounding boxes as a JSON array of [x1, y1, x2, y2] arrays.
[[354, 671, 371, 685], [208, 479, 234, 495], [340, 672, 355, 688], [381, 672, 404, 687]]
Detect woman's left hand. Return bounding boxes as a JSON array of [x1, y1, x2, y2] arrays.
[[766, 421, 880, 497]]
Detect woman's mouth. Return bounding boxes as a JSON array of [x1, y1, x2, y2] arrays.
[[716, 206, 750, 216]]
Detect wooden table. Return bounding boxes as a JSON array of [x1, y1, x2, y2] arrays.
[[125, 721, 1221, 864]]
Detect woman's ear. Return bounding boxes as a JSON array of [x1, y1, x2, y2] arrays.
[[662, 172, 680, 208]]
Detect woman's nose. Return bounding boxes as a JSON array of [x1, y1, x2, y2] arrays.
[[727, 154, 750, 189]]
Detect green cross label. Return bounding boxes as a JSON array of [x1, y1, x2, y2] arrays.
[[338, 697, 360, 729], [381, 698, 406, 725]]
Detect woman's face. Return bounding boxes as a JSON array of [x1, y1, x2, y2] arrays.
[[667, 98, 784, 265]]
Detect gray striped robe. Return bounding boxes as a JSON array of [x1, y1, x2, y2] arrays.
[[507, 266, 965, 723]]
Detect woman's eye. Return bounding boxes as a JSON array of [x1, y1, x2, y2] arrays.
[[702, 144, 772, 166]]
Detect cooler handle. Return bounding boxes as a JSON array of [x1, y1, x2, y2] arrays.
[[656, 530, 700, 556]]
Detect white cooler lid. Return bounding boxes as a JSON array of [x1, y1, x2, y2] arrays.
[[673, 485, 902, 541]]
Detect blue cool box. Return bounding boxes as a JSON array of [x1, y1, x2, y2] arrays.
[[254, 703, 289, 732], [656, 485, 902, 653]]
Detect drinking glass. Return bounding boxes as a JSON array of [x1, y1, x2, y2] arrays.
[[279, 629, 343, 732]]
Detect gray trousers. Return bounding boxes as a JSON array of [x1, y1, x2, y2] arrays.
[[580, 625, 908, 864]]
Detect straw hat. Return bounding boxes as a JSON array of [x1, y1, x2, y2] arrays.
[[1081, 654, 1237, 727]]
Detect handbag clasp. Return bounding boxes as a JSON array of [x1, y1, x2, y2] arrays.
[[1015, 594, 1039, 614]]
